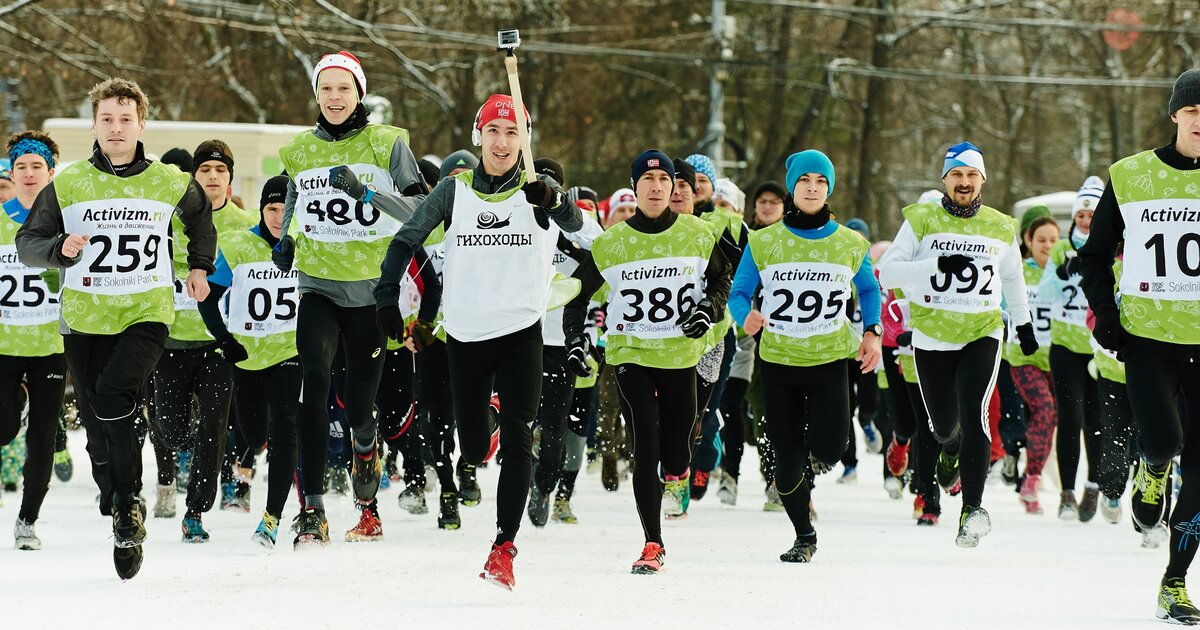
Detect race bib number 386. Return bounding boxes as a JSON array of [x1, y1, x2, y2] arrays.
[[914, 233, 1004, 314], [601, 256, 705, 339], [294, 165, 400, 243]]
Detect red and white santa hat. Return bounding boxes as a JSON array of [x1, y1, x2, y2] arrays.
[[312, 51, 367, 97]]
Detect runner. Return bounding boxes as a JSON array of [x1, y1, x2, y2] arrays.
[[16, 77, 216, 578], [273, 51, 428, 546], [196, 175, 300, 547], [0, 130, 66, 550], [877, 141, 1037, 548], [152, 140, 256, 540], [564, 149, 729, 574], [375, 93, 582, 589], [1077, 68, 1200, 624], [728, 149, 882, 562]]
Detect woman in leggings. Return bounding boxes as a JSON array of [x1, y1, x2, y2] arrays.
[[1007, 216, 1059, 515], [879, 142, 1036, 548], [564, 150, 729, 574], [1039, 176, 1106, 520], [198, 176, 300, 548], [729, 149, 882, 562]]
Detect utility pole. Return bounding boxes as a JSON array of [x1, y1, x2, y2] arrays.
[[0, 79, 24, 136], [705, 0, 734, 172]]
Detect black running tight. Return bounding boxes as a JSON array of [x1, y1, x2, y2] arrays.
[[614, 362, 697, 545], [0, 353, 66, 523], [378, 348, 423, 488], [233, 358, 300, 519], [914, 337, 1001, 509], [417, 339, 456, 491], [761, 359, 850, 538], [1049, 344, 1101, 492], [1095, 377, 1132, 501], [534, 345, 576, 496]]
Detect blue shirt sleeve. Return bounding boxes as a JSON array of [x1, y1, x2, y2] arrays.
[[728, 243, 761, 327], [853, 254, 882, 328], [208, 249, 233, 287]]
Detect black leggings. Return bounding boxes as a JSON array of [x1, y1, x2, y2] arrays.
[[378, 348, 423, 488], [719, 377, 749, 480], [762, 359, 850, 539], [914, 336, 1001, 508], [882, 347, 917, 442], [1096, 376, 1132, 501], [233, 358, 301, 519], [1120, 340, 1200, 580], [64, 322, 167, 513], [1049, 344, 1101, 491], [295, 293, 386, 498], [418, 339, 456, 491], [152, 345, 233, 513], [0, 353, 66, 523], [997, 361, 1029, 456], [446, 322, 542, 545], [841, 361, 879, 468], [614, 362, 697, 545], [534, 345, 576, 496]]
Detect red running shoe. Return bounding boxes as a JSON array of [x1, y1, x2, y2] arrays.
[[480, 541, 518, 590], [344, 503, 383, 542], [485, 393, 501, 462], [631, 542, 665, 574], [885, 439, 910, 477]]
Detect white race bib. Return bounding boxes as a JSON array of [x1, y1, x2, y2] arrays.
[[227, 262, 299, 338], [1013, 282, 1052, 347], [602, 256, 706, 339], [1120, 199, 1200, 300], [294, 165, 401, 244], [759, 262, 854, 338], [1051, 273, 1088, 328], [0, 245, 58, 326], [61, 199, 174, 295], [911, 233, 1005, 313]]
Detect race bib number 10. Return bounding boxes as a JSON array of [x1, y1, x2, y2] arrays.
[[1121, 200, 1200, 300]]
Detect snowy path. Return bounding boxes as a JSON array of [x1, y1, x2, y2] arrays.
[[0, 433, 1172, 629]]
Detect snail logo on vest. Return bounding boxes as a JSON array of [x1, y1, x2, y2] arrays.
[[476, 211, 511, 231]]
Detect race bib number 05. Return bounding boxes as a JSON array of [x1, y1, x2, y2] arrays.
[[228, 262, 298, 338]]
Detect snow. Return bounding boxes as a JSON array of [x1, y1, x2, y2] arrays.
[[0, 435, 1174, 629]]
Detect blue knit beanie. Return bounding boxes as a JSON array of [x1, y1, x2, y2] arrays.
[[685, 154, 717, 184], [785, 150, 835, 197]]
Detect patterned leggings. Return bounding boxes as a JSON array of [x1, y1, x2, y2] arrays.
[[1010, 364, 1056, 478]]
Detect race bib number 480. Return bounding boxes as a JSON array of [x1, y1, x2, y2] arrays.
[[1121, 200, 1200, 300], [759, 262, 854, 338], [0, 245, 57, 326], [227, 262, 299, 338], [294, 165, 400, 243], [601, 256, 705, 339], [913, 233, 1004, 313]]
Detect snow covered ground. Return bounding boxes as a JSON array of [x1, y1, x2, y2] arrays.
[[0, 433, 1176, 629]]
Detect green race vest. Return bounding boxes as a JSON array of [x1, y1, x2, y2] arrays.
[[170, 202, 256, 341], [901, 202, 1017, 345], [219, 229, 299, 370], [280, 125, 408, 282], [751, 222, 869, 367], [1109, 149, 1200, 344], [592, 214, 716, 369], [1047, 239, 1091, 354], [0, 212, 61, 356], [1005, 261, 1051, 371], [56, 161, 189, 334]]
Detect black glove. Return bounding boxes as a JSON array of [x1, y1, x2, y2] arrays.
[[557, 234, 589, 263], [678, 298, 716, 339], [521, 179, 557, 209], [408, 319, 438, 352], [1055, 256, 1082, 280], [215, 334, 248, 365], [272, 235, 295, 273], [1015, 322, 1039, 356], [566, 334, 594, 378], [376, 305, 406, 341], [896, 330, 912, 347], [1092, 309, 1128, 356], [937, 254, 972, 275], [329, 165, 367, 201], [40, 269, 61, 294]]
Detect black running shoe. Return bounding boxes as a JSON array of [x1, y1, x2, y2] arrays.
[[1158, 577, 1200, 625], [112, 494, 146, 548], [1132, 459, 1170, 531], [779, 536, 817, 563], [458, 462, 482, 506], [936, 450, 960, 493], [113, 544, 143, 580], [438, 492, 461, 530]]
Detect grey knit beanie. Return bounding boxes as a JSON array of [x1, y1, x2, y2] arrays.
[[1169, 69, 1200, 115]]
